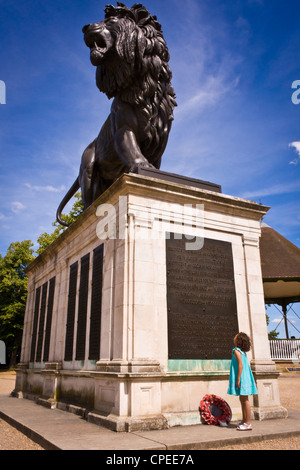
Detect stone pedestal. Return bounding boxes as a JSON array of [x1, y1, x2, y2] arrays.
[[14, 172, 287, 431]]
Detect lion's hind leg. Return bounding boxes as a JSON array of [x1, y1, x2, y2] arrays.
[[79, 139, 98, 210]]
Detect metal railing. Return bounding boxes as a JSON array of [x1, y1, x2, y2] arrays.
[[269, 339, 300, 361]]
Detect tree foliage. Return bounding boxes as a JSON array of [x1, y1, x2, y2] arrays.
[[36, 192, 83, 254], [0, 194, 83, 368], [0, 240, 35, 367]]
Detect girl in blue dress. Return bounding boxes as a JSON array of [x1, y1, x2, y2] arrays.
[[227, 332, 258, 431]]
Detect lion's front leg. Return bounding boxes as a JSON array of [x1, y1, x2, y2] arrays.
[[114, 126, 155, 172], [111, 100, 155, 172]]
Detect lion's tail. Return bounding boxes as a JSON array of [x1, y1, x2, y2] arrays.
[[56, 177, 80, 227]]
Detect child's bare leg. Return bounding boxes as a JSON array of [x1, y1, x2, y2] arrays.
[[239, 395, 251, 424]]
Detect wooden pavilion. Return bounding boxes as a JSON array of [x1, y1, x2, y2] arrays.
[[260, 222, 300, 338]]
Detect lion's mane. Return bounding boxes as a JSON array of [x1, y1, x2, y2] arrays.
[[96, 3, 177, 162]]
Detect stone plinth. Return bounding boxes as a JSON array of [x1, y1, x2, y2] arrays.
[[14, 173, 287, 431]]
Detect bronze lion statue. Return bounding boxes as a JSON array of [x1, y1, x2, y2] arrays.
[[57, 3, 176, 226]]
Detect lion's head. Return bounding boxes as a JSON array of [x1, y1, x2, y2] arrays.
[[83, 3, 176, 163], [82, 3, 176, 104]]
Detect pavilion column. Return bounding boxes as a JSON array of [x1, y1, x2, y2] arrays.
[[242, 234, 271, 359], [281, 302, 289, 339], [242, 234, 288, 420]]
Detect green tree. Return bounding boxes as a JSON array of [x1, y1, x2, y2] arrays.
[[0, 240, 35, 367], [266, 312, 279, 340], [36, 192, 83, 254], [0, 194, 83, 368]]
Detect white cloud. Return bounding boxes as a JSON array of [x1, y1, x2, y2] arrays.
[[240, 181, 300, 199], [177, 81, 222, 116], [0, 213, 5, 220], [271, 318, 282, 323], [289, 141, 300, 165], [25, 183, 66, 193], [11, 201, 26, 214], [175, 75, 239, 121], [271, 318, 296, 324]]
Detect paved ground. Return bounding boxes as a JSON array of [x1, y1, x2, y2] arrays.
[[0, 370, 300, 450]]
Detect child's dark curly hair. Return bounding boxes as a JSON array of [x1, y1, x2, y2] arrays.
[[235, 332, 251, 352]]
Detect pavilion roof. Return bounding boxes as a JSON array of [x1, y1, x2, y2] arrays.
[[260, 222, 300, 281]]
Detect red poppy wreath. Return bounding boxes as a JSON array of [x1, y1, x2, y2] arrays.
[[199, 394, 232, 425]]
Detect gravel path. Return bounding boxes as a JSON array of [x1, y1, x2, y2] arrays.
[[0, 370, 299, 450], [0, 417, 44, 450], [210, 375, 300, 450], [0, 371, 43, 450]]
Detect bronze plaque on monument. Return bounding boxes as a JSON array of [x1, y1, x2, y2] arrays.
[[166, 234, 238, 360]]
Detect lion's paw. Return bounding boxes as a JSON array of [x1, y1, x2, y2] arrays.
[[129, 161, 156, 174]]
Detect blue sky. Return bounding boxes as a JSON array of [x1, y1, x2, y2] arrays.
[[0, 0, 300, 338]]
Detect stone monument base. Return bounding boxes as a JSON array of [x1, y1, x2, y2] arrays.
[[14, 172, 287, 431]]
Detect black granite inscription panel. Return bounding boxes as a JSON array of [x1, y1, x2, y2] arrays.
[[89, 244, 104, 360], [35, 282, 48, 362], [43, 277, 56, 362], [166, 235, 238, 360], [64, 262, 78, 361], [30, 286, 41, 362], [75, 253, 90, 360]]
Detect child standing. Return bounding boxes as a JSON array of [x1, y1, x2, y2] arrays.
[[227, 332, 258, 431]]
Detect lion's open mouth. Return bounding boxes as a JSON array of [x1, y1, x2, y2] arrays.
[[90, 40, 107, 65], [93, 36, 107, 49], [83, 23, 113, 66], [85, 32, 107, 53]]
